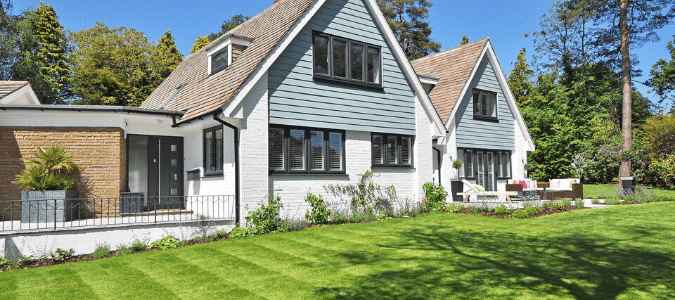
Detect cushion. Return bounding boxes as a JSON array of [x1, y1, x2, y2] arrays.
[[519, 181, 527, 189], [550, 179, 560, 189], [474, 185, 485, 192]]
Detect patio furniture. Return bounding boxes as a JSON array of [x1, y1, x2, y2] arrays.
[[458, 179, 518, 204], [507, 179, 583, 200]]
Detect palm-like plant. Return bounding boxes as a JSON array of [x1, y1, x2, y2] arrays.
[[13, 146, 82, 191]]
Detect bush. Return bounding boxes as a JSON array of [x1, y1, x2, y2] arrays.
[[213, 230, 228, 239], [513, 209, 529, 219], [591, 199, 600, 204], [149, 235, 180, 250], [130, 239, 147, 252], [495, 206, 509, 215], [330, 211, 348, 224], [649, 154, 675, 189], [561, 199, 572, 208], [304, 193, 331, 224], [230, 223, 247, 238], [278, 219, 307, 232], [605, 198, 618, 205], [92, 243, 111, 259], [349, 211, 365, 223], [50, 248, 74, 263], [0, 256, 10, 268], [524, 206, 538, 216], [116, 246, 132, 256], [13, 145, 82, 191], [446, 203, 464, 213], [574, 200, 585, 208], [248, 195, 283, 235], [467, 206, 482, 214], [423, 182, 448, 212]]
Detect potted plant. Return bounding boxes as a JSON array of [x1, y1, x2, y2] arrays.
[[13, 146, 82, 223], [450, 159, 463, 202]]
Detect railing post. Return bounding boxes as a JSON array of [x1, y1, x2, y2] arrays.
[[54, 199, 57, 230]]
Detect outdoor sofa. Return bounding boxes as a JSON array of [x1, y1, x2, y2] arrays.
[[506, 178, 583, 200]]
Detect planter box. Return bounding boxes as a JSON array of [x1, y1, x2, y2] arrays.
[[21, 190, 79, 223]]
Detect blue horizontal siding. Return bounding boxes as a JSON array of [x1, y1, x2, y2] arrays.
[[268, 0, 416, 135], [456, 56, 516, 150]]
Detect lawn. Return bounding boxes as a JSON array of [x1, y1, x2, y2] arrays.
[[584, 183, 675, 200], [2, 203, 675, 299]]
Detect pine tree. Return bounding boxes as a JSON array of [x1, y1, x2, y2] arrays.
[[0, 0, 18, 80], [190, 35, 211, 54], [377, 0, 442, 60], [152, 29, 183, 80], [12, 2, 69, 104], [507, 48, 534, 107], [648, 38, 675, 112], [191, 14, 250, 54], [459, 35, 469, 45]]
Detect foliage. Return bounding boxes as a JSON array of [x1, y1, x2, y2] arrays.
[[0, 0, 18, 80], [561, 199, 573, 208], [152, 29, 183, 80], [13, 145, 81, 191], [459, 35, 469, 45], [575, 200, 585, 208], [49, 248, 74, 263], [649, 37, 675, 110], [115, 246, 131, 256], [604, 198, 618, 205], [570, 154, 588, 178], [641, 114, 675, 160], [592, 199, 600, 204], [213, 230, 228, 239], [12, 2, 69, 104], [190, 35, 211, 54], [445, 203, 464, 213], [365, 212, 378, 221], [278, 219, 308, 233], [524, 206, 538, 216], [92, 243, 111, 259], [304, 192, 331, 224], [247, 195, 283, 235], [349, 211, 365, 223], [130, 239, 147, 252], [423, 182, 447, 212], [507, 48, 535, 107], [512, 209, 528, 219], [466, 206, 482, 214], [495, 205, 509, 215], [377, 0, 441, 60], [229, 223, 247, 238], [326, 170, 397, 214], [190, 14, 250, 53], [452, 159, 463, 170], [0, 255, 10, 268], [649, 154, 675, 189], [148, 235, 180, 250], [330, 211, 348, 224]]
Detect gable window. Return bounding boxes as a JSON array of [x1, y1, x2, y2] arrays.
[[473, 89, 498, 121], [269, 126, 345, 174], [204, 126, 223, 176], [210, 47, 229, 75], [372, 133, 414, 167], [313, 32, 382, 87]]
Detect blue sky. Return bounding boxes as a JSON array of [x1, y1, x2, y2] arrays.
[[11, 0, 674, 105]]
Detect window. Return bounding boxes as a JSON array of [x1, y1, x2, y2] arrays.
[[204, 126, 224, 175], [313, 32, 382, 87], [497, 151, 511, 178], [465, 150, 474, 178], [269, 126, 345, 174], [210, 47, 229, 75], [371, 133, 414, 167], [473, 89, 498, 120], [457, 149, 465, 178], [459, 148, 511, 181]]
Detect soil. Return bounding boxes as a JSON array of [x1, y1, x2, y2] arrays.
[[458, 206, 587, 218]]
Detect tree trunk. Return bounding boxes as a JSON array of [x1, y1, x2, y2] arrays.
[[618, 0, 632, 179]]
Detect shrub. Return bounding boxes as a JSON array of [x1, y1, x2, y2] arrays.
[[13, 145, 82, 191], [213, 230, 228, 239], [495, 206, 509, 215], [248, 195, 283, 235], [467, 206, 482, 214], [524, 206, 538, 216], [561, 199, 572, 208], [278, 219, 307, 233], [349, 211, 365, 223], [20, 255, 34, 265], [574, 200, 584, 208], [513, 209, 529, 219], [229, 223, 247, 238], [446, 203, 463, 213], [50, 248, 74, 263], [116, 246, 132, 256], [591, 199, 600, 204], [304, 193, 331, 224], [423, 182, 448, 212], [130, 239, 147, 252], [365, 212, 377, 221], [325, 170, 396, 214], [330, 211, 348, 224], [149, 235, 180, 250], [452, 159, 463, 170], [0, 256, 10, 268], [92, 243, 111, 259], [605, 198, 618, 205]]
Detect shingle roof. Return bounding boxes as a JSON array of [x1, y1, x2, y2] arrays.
[[142, 0, 317, 122], [0, 81, 29, 99], [411, 38, 489, 125]]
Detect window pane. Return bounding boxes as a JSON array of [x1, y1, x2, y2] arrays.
[[487, 152, 494, 191], [457, 149, 465, 178], [309, 131, 324, 171], [216, 129, 223, 171], [503, 153, 511, 177], [329, 132, 343, 171], [205, 131, 213, 171], [314, 35, 330, 75], [268, 128, 285, 170], [473, 90, 480, 116], [466, 150, 473, 178], [289, 129, 306, 171], [350, 43, 364, 81], [333, 39, 347, 78], [211, 49, 228, 73], [367, 47, 381, 84], [490, 93, 497, 117], [387, 136, 398, 165], [477, 152, 484, 187], [372, 134, 384, 164], [481, 93, 488, 117], [401, 137, 412, 165]]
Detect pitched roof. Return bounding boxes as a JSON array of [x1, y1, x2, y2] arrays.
[[0, 81, 30, 99], [410, 38, 489, 125], [142, 0, 316, 122]]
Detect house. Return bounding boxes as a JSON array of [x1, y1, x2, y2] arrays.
[[0, 0, 532, 226], [0, 81, 40, 106], [411, 39, 535, 196]]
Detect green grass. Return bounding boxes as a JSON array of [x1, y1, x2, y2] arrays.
[[3, 203, 675, 299], [584, 183, 675, 200]]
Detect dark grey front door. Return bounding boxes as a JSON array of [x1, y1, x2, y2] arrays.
[[147, 136, 184, 210]]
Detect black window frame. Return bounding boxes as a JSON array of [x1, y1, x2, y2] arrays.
[[312, 31, 382, 88], [472, 89, 499, 122], [458, 148, 512, 181], [203, 125, 224, 176], [268, 125, 346, 175], [209, 47, 229, 75], [371, 133, 414, 168]]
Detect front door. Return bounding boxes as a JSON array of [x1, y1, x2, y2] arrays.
[[148, 136, 184, 210]]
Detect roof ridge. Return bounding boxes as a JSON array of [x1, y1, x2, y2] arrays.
[[411, 37, 489, 63]]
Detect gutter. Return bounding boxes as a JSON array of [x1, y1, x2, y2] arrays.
[[212, 112, 241, 224], [0, 105, 184, 117]]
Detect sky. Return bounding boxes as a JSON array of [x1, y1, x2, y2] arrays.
[[10, 0, 675, 106]]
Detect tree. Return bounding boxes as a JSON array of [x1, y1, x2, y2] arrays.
[[377, 0, 442, 60], [69, 23, 158, 107], [0, 0, 18, 80], [190, 14, 250, 53], [459, 35, 469, 45], [12, 2, 69, 104], [507, 48, 534, 107], [648, 36, 675, 111], [152, 29, 183, 80]]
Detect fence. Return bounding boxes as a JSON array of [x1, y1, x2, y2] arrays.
[[0, 195, 235, 232]]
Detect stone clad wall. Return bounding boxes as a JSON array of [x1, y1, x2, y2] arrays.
[[0, 127, 126, 220]]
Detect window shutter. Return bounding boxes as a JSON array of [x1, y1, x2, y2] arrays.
[[466, 150, 473, 178], [401, 137, 412, 165], [372, 134, 384, 164], [268, 128, 285, 170], [289, 129, 306, 171], [477, 152, 484, 187], [503, 152, 511, 177], [329, 132, 343, 171], [487, 152, 494, 191], [309, 131, 324, 171]]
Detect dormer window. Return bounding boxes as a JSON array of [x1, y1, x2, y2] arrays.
[[205, 35, 252, 76], [210, 48, 229, 75]]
